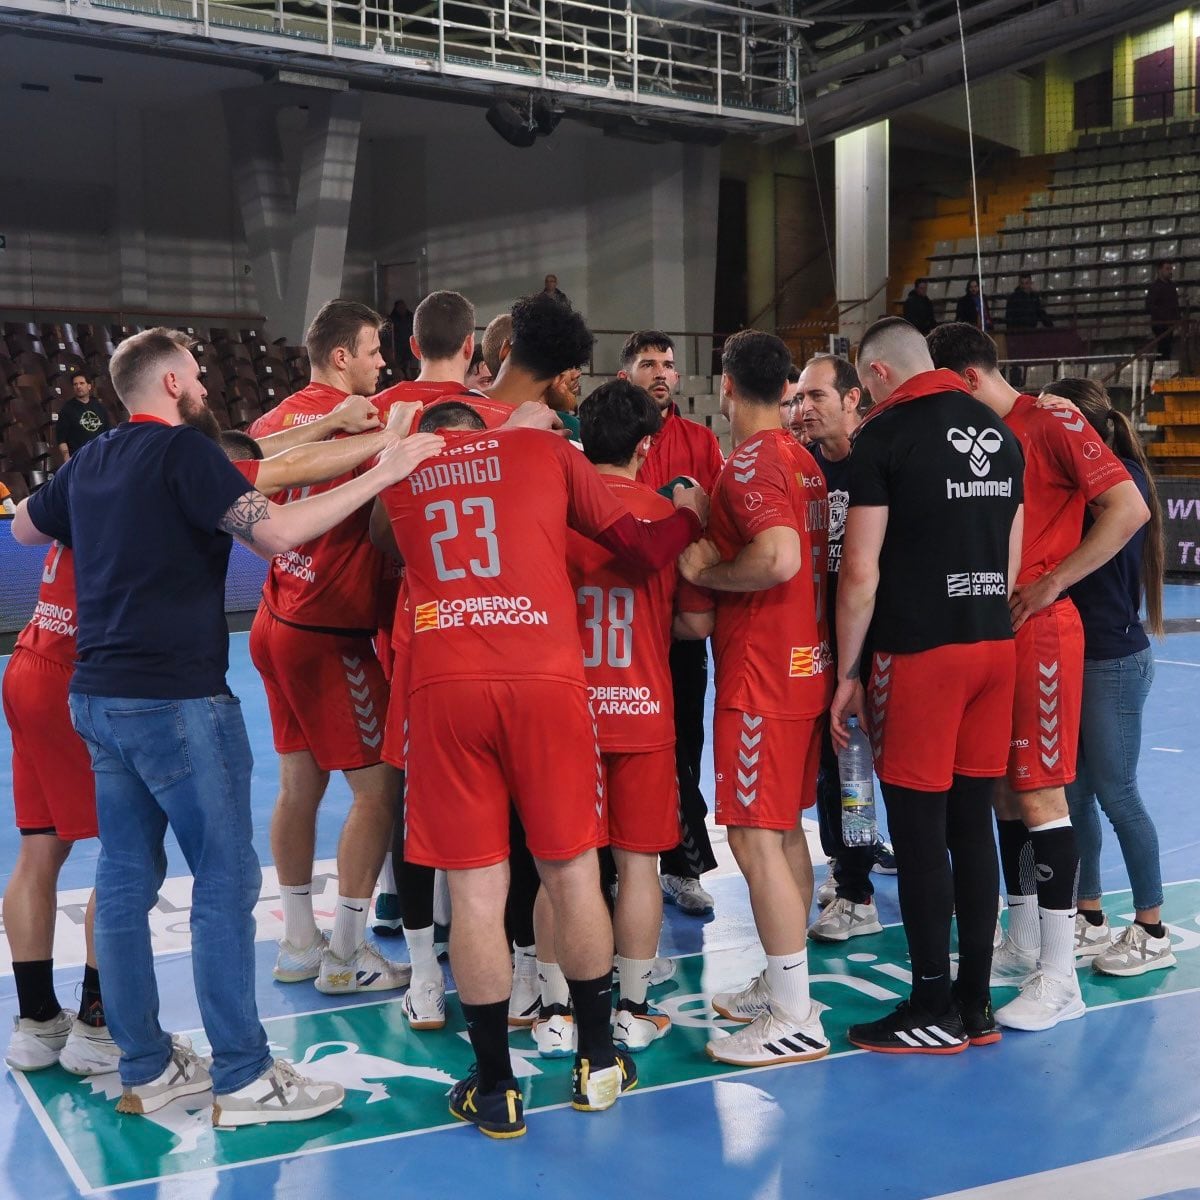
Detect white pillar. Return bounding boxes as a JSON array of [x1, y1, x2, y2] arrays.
[[835, 121, 889, 349]]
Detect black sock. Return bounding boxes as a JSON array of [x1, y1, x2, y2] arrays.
[[946, 775, 1001, 1003], [400, 864, 435, 930], [1028, 824, 1079, 910], [996, 818, 1035, 898], [505, 808, 539, 948], [1081, 909, 1106, 927], [80, 964, 105, 1027], [461, 1000, 513, 1092], [567, 973, 616, 1067], [1136, 919, 1166, 939], [13, 960, 60, 1023], [878, 784, 954, 1014]]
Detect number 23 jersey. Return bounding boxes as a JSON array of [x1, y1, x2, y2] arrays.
[[379, 428, 630, 694]]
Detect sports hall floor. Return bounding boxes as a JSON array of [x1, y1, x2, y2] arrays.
[[3, 591, 1200, 1200]]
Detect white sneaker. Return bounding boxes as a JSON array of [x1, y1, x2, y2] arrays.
[[314, 942, 412, 994], [532, 1004, 576, 1058], [613, 1001, 671, 1051], [661, 874, 714, 916], [273, 930, 330, 983], [5, 1009, 74, 1071], [1074, 913, 1112, 958], [59, 1021, 122, 1076], [116, 1043, 211, 1115], [989, 936, 1038, 988], [1093, 924, 1177, 977], [809, 897, 883, 942], [706, 1002, 830, 1067], [508, 953, 540, 1028], [995, 970, 1086, 1031], [711, 971, 772, 1024], [403, 978, 446, 1031], [815, 861, 838, 909], [213, 1058, 345, 1129], [993, 915, 1004, 950]]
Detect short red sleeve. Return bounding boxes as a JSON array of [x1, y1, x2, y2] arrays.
[[725, 453, 800, 543], [676, 577, 715, 614], [1041, 411, 1130, 502], [559, 440, 626, 539], [234, 459, 262, 486]]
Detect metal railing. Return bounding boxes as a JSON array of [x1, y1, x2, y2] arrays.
[[13, 0, 806, 125], [997, 352, 1158, 425]]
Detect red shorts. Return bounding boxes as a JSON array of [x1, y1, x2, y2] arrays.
[[381, 686, 408, 771], [868, 640, 1015, 792], [249, 607, 389, 772], [1, 649, 97, 840], [1007, 600, 1084, 792], [714, 710, 822, 830], [405, 679, 603, 869], [602, 747, 680, 854]]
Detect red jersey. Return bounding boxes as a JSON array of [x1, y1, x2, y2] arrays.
[[709, 428, 832, 719], [248, 379, 465, 633], [1003, 395, 1131, 587], [638, 405, 725, 493], [566, 475, 711, 752], [16, 543, 78, 667], [380, 428, 632, 694]]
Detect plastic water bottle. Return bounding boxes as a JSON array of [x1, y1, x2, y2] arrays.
[[839, 717, 877, 847]]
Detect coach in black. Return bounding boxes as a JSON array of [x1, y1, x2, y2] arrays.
[[12, 327, 441, 1126], [55, 372, 113, 461], [830, 317, 1024, 1055]]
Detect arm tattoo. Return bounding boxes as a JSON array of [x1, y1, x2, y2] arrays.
[[218, 491, 271, 543]]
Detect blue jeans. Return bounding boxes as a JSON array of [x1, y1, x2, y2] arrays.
[[68, 693, 271, 1094], [1064, 647, 1163, 911]]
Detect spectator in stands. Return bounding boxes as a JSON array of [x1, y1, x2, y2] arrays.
[[465, 345, 493, 391], [1146, 260, 1181, 362], [1006, 274, 1053, 331], [388, 298, 419, 378], [954, 278, 992, 331], [543, 274, 570, 305], [903, 279, 937, 335], [55, 372, 113, 462]]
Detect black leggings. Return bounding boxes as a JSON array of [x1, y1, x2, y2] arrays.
[[880, 775, 998, 1009], [392, 772, 435, 928]]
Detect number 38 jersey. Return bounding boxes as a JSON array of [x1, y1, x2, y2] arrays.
[[379, 429, 633, 695], [566, 475, 712, 754]]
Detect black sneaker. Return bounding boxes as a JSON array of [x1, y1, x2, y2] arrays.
[[847, 999, 968, 1055], [571, 1048, 638, 1111], [956, 993, 1002, 1047], [448, 1065, 526, 1139]]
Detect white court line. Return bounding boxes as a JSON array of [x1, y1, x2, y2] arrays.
[[1152, 747, 1184, 753], [929, 1132, 1200, 1199], [1155, 658, 1200, 667], [9, 1070, 94, 1196]]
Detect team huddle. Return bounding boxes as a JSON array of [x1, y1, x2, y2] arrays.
[[4, 290, 1163, 1140]]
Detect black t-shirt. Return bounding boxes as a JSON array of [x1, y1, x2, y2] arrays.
[[811, 443, 850, 658], [848, 390, 1024, 654], [55, 397, 113, 456], [27, 419, 256, 699]]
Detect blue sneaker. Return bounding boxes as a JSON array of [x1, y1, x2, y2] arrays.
[[448, 1065, 526, 1139], [372, 892, 403, 937]]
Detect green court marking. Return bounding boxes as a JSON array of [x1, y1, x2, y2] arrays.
[[16, 882, 1200, 1194]]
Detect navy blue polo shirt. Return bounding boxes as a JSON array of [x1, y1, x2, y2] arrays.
[[26, 416, 257, 699], [1069, 456, 1152, 661]]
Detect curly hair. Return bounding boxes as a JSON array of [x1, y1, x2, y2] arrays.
[[507, 293, 594, 380]]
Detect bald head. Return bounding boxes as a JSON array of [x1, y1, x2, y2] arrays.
[[856, 317, 934, 406]]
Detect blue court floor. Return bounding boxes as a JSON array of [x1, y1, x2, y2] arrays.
[[2, 590, 1200, 1199]]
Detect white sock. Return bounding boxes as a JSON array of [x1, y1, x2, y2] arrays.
[[536, 960, 570, 1009], [379, 853, 397, 895], [765, 950, 811, 1022], [330, 896, 371, 961], [404, 924, 439, 985], [1006, 894, 1040, 954], [616, 956, 655, 1007], [280, 883, 318, 947], [1039, 906, 1077, 982], [513, 944, 537, 970]]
